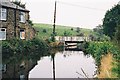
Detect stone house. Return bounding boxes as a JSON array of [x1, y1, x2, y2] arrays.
[[0, 0, 36, 40]]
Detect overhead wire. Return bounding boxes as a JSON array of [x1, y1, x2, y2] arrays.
[[57, 1, 106, 12]]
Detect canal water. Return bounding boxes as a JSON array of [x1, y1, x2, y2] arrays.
[[29, 51, 97, 78]]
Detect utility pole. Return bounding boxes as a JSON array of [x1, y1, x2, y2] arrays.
[[53, 1, 57, 37], [52, 54, 55, 80]]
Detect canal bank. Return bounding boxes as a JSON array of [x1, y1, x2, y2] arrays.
[[85, 41, 120, 78], [98, 53, 113, 78], [2, 38, 120, 79]]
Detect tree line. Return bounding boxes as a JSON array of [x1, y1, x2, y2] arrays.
[[103, 3, 120, 44]]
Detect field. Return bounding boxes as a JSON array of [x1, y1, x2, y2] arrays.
[[33, 23, 93, 39]]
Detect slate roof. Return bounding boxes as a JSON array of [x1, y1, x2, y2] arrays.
[[0, 0, 29, 12]]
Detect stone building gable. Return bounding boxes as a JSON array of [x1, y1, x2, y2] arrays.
[[0, 1, 36, 40]]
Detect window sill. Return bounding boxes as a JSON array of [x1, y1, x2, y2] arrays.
[[19, 21, 26, 23], [0, 19, 7, 22]]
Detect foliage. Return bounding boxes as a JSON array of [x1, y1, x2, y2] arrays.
[[89, 34, 96, 41], [93, 24, 103, 35], [50, 35, 56, 42], [93, 24, 103, 40], [103, 4, 120, 39], [2, 39, 52, 66], [28, 20, 34, 26], [43, 29, 47, 33], [71, 28, 73, 31], [63, 31, 72, 36], [85, 41, 120, 77], [115, 25, 120, 44], [77, 33, 84, 36], [93, 24, 111, 41], [86, 42, 120, 66], [76, 27, 80, 33], [102, 4, 120, 77], [2, 38, 49, 58]]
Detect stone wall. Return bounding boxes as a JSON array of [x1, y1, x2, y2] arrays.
[[1, 7, 36, 40], [1, 8, 15, 40]]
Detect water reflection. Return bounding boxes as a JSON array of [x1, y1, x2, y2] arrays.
[[2, 50, 51, 79], [29, 50, 97, 78], [2, 49, 97, 79]]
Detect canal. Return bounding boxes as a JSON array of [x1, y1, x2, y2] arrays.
[[2, 49, 97, 79], [29, 50, 97, 78]]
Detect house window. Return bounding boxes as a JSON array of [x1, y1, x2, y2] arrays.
[[0, 28, 6, 40], [20, 29, 25, 39], [0, 8, 7, 20], [20, 12, 25, 23]]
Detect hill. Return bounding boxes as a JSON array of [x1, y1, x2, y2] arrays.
[[33, 23, 93, 39]]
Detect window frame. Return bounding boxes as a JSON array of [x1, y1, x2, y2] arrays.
[[0, 28, 6, 40], [0, 8, 7, 21], [19, 11, 26, 23], [20, 29, 26, 40]]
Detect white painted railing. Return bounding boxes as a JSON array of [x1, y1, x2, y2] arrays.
[[55, 36, 91, 42]]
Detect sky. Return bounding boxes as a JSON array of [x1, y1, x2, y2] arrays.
[[20, 0, 120, 29]]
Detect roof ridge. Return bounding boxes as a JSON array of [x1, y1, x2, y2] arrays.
[[1, 1, 29, 12]]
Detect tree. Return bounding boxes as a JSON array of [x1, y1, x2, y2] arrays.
[[89, 34, 96, 41], [93, 24, 103, 35], [115, 25, 120, 44], [103, 4, 120, 39], [93, 24, 104, 41], [77, 33, 84, 37], [71, 28, 73, 31], [43, 29, 47, 33], [28, 20, 34, 26], [63, 31, 71, 36], [76, 27, 80, 33]]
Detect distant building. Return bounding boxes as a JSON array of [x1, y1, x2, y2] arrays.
[[0, 0, 36, 40]]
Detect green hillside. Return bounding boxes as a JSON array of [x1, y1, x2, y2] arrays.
[[33, 23, 93, 39]]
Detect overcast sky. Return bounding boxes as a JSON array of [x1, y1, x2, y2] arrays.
[[20, 0, 120, 29]]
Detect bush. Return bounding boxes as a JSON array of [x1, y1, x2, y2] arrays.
[[2, 38, 51, 64], [71, 28, 73, 31], [86, 41, 120, 66], [86, 41, 120, 77], [76, 27, 80, 33], [63, 31, 72, 36], [2, 38, 49, 55], [43, 29, 47, 33]]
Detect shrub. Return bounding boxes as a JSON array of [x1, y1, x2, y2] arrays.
[[86, 41, 120, 67], [71, 28, 73, 31], [63, 31, 72, 36], [43, 29, 47, 33], [2, 38, 49, 55], [76, 27, 80, 33]]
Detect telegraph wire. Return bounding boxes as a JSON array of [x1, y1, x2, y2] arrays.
[[57, 1, 106, 11]]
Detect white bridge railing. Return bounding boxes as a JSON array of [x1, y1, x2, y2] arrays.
[[55, 36, 91, 42]]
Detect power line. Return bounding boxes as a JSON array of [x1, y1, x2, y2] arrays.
[[57, 1, 106, 11]]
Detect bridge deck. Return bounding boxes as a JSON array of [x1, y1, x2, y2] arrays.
[[55, 36, 90, 42]]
